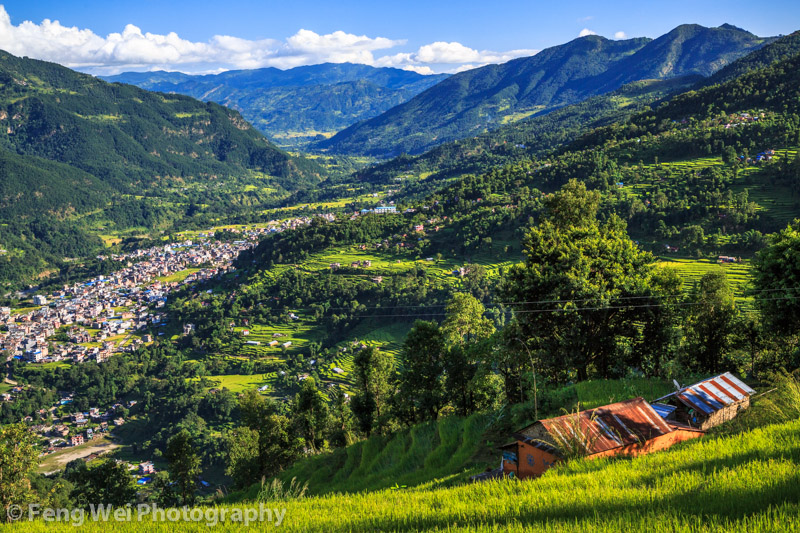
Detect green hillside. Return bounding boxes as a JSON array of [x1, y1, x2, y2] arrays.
[[0, 50, 323, 194], [701, 30, 800, 86], [0, 49, 327, 286], [14, 416, 800, 531], [318, 24, 771, 157], [354, 76, 699, 188], [104, 63, 448, 148]]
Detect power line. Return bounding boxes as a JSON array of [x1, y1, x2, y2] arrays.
[[315, 285, 800, 312], [343, 294, 798, 319]]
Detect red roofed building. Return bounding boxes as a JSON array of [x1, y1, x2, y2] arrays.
[[499, 397, 704, 479], [652, 372, 754, 430]]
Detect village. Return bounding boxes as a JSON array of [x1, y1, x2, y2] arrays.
[[0, 213, 343, 375]]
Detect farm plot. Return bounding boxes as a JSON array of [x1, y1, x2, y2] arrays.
[[656, 257, 753, 305], [234, 321, 323, 358], [204, 373, 277, 394]]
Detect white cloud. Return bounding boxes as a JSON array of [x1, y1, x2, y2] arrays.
[[578, 28, 597, 37], [577, 16, 594, 22], [0, 5, 538, 75], [614, 31, 627, 39], [401, 64, 435, 75], [375, 42, 538, 73]]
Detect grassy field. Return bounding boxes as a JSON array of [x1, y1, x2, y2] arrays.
[[268, 411, 494, 495], [233, 320, 323, 358], [14, 418, 800, 531], [574, 378, 675, 409], [156, 268, 201, 284], [203, 373, 276, 394]]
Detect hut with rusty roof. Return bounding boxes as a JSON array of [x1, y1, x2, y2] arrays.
[[651, 372, 754, 431], [499, 397, 704, 480]]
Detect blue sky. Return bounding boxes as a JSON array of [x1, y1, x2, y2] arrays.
[[0, 0, 798, 74]]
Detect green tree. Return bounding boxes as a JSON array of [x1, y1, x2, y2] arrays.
[[501, 182, 658, 380], [165, 430, 201, 506], [440, 293, 495, 346], [541, 179, 600, 228], [224, 427, 261, 489], [328, 387, 355, 448], [0, 424, 38, 522], [67, 459, 136, 508], [684, 270, 738, 373], [351, 347, 394, 435], [293, 377, 329, 452], [395, 320, 448, 423], [636, 266, 684, 377], [257, 414, 305, 477], [753, 221, 800, 336]]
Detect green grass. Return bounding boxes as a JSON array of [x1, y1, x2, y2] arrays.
[[266, 411, 493, 496], [203, 373, 276, 394], [657, 257, 752, 305], [14, 419, 800, 531], [156, 268, 201, 284], [574, 378, 674, 409]]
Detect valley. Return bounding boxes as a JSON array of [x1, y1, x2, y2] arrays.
[[2, 16, 800, 532]]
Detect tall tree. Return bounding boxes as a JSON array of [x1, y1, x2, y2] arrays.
[[224, 427, 261, 489], [227, 392, 303, 486], [501, 181, 659, 380], [293, 377, 329, 452], [685, 270, 738, 373], [395, 320, 448, 424], [440, 293, 495, 346], [0, 424, 38, 522], [351, 347, 394, 435], [165, 430, 201, 506], [441, 294, 496, 414], [328, 387, 355, 448], [67, 459, 136, 507], [752, 221, 800, 336]]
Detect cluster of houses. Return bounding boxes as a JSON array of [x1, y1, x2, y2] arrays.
[[739, 149, 775, 165], [1, 238, 256, 366], [723, 112, 766, 129], [491, 372, 754, 481], [359, 205, 397, 215], [28, 398, 138, 454]]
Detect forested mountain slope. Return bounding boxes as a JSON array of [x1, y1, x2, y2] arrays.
[[318, 24, 772, 157], [352, 76, 700, 189], [350, 31, 800, 192], [103, 63, 448, 147], [0, 50, 324, 285]]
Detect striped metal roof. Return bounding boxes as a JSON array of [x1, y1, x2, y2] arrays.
[[537, 397, 674, 455], [651, 402, 677, 419], [666, 372, 755, 415]]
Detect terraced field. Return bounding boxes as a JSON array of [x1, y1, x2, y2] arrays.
[[204, 373, 277, 394], [656, 257, 753, 305], [627, 148, 799, 224], [268, 411, 493, 495], [233, 321, 322, 358], [317, 321, 412, 387]]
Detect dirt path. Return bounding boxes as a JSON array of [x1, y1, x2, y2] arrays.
[[38, 438, 120, 474]]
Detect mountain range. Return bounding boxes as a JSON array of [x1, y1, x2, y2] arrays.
[[317, 24, 774, 157], [103, 64, 448, 147]]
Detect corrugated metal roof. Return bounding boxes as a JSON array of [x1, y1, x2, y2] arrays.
[[652, 402, 677, 419], [666, 372, 754, 415], [537, 397, 674, 455]]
